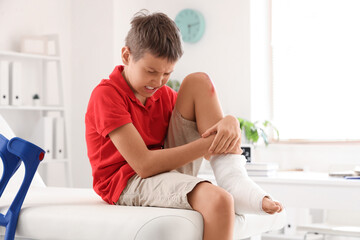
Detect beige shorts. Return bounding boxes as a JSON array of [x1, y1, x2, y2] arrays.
[[116, 108, 208, 210]]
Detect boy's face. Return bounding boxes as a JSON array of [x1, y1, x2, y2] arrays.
[[122, 47, 176, 104]]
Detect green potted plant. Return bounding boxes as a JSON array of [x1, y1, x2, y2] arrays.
[[237, 118, 279, 146], [237, 118, 279, 163], [166, 79, 181, 92], [32, 94, 40, 106]]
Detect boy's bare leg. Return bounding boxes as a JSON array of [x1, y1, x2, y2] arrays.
[[175, 72, 223, 138], [176, 73, 282, 218], [188, 182, 234, 240], [175, 73, 236, 239]]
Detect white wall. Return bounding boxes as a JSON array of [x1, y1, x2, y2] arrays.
[[255, 143, 360, 172], [114, 0, 252, 118], [250, 0, 272, 121], [70, 0, 116, 187]]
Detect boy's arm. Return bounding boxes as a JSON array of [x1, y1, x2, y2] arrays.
[[109, 123, 215, 179]]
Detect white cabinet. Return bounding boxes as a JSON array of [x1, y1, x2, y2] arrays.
[[0, 50, 72, 187]]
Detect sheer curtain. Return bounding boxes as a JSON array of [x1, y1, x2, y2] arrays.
[[272, 0, 360, 140]]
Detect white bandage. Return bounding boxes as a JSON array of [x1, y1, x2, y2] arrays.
[[210, 154, 268, 215]]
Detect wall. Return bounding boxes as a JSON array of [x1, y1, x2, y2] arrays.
[[250, 0, 272, 121], [255, 143, 360, 172], [70, 0, 116, 187], [114, 0, 252, 118]]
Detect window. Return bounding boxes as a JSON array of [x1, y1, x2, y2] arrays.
[[271, 0, 360, 141]]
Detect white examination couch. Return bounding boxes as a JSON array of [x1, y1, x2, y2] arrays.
[[0, 115, 286, 239]]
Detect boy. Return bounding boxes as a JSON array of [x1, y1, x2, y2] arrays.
[[85, 11, 282, 240]]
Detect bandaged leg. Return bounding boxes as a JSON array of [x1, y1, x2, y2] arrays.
[[210, 154, 268, 215]]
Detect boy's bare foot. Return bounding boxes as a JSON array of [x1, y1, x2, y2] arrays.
[[262, 196, 283, 214]]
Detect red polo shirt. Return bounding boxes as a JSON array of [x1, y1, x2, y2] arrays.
[[85, 65, 177, 204]]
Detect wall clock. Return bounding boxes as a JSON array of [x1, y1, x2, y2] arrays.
[[175, 9, 205, 43]]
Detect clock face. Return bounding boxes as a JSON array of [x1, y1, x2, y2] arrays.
[[175, 9, 205, 43]]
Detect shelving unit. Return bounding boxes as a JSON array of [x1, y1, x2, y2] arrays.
[[0, 47, 72, 187], [0, 106, 64, 111]]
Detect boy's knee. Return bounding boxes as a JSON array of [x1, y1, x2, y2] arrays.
[[201, 185, 234, 215], [185, 72, 211, 81], [211, 188, 234, 213], [181, 72, 214, 94], [189, 183, 234, 213]]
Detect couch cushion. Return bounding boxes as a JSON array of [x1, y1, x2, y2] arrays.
[[0, 187, 286, 240]]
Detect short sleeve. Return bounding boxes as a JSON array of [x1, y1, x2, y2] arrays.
[[88, 85, 132, 138]]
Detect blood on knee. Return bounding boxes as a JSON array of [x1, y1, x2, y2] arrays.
[[204, 75, 216, 96], [210, 80, 215, 95], [195, 72, 216, 95], [183, 72, 216, 96]]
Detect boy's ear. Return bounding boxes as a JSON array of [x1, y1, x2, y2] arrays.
[[121, 46, 131, 65]]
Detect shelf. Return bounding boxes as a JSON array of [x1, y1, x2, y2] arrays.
[[262, 233, 323, 240], [297, 224, 360, 238], [0, 42, 72, 187], [41, 158, 69, 163], [0, 105, 64, 111], [0, 50, 60, 61]]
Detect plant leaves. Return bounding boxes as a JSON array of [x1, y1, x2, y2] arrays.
[[237, 117, 279, 145]]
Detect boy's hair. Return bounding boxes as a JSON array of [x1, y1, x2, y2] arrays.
[[125, 10, 183, 63]]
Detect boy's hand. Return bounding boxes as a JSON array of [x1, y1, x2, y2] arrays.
[[202, 115, 242, 154]]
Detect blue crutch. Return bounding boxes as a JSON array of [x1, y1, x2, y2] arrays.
[[0, 134, 45, 240]]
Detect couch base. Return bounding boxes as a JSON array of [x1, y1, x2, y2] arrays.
[[0, 187, 286, 240]]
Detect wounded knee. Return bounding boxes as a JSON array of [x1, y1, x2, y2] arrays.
[[184, 72, 215, 95]]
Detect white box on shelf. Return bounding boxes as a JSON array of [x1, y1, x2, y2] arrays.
[[246, 161, 279, 177], [9, 62, 23, 106], [54, 117, 65, 159], [21, 38, 46, 55], [245, 162, 279, 171], [0, 60, 10, 105], [31, 116, 55, 160], [247, 169, 277, 177], [20, 35, 59, 56]]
